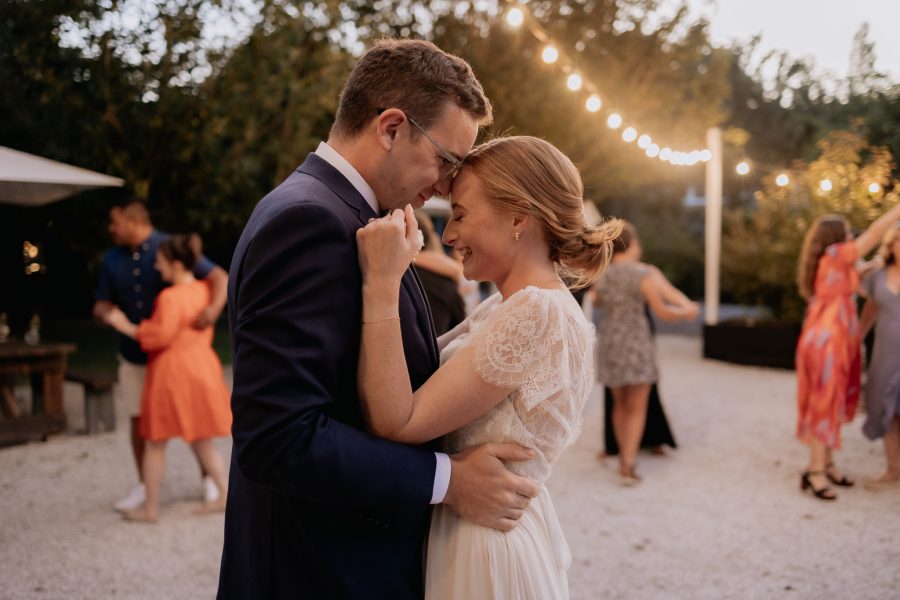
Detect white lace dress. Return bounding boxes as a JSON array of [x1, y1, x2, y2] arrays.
[[425, 287, 595, 600]]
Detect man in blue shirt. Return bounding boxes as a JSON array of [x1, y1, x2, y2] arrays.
[[93, 199, 228, 512]]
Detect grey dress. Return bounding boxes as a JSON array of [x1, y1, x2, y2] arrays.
[[862, 268, 900, 440], [594, 262, 657, 387]]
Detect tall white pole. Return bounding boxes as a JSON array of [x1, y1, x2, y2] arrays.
[[704, 127, 723, 326]]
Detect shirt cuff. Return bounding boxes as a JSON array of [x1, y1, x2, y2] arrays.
[[431, 452, 451, 504]]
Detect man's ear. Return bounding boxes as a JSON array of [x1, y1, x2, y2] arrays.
[[376, 108, 406, 151]]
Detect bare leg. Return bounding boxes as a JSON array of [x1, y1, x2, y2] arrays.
[[130, 416, 145, 481], [125, 439, 166, 523], [805, 438, 836, 499], [190, 438, 227, 512], [874, 416, 900, 482], [612, 384, 650, 480]]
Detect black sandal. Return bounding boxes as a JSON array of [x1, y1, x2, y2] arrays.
[[825, 462, 854, 487], [801, 471, 837, 501]]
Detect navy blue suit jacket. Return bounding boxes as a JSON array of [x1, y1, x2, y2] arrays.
[[217, 154, 441, 599]]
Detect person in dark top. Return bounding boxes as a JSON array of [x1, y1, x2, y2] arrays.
[[93, 199, 228, 512]]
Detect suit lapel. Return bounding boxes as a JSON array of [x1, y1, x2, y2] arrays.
[[298, 153, 439, 368]]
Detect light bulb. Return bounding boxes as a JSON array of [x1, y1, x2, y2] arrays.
[[542, 46, 559, 64], [566, 74, 583, 91], [607, 113, 622, 129], [736, 161, 750, 175], [506, 7, 524, 28], [622, 127, 637, 142], [585, 95, 602, 112], [776, 174, 789, 187]]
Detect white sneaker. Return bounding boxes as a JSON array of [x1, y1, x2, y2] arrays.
[[203, 476, 220, 503], [113, 483, 146, 512]]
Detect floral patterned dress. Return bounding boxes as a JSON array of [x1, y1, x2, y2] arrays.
[[796, 242, 861, 448]]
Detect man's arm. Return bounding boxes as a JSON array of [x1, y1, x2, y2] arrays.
[[194, 266, 228, 329]]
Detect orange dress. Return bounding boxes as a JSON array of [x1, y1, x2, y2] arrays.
[[795, 242, 861, 448], [137, 281, 232, 442]]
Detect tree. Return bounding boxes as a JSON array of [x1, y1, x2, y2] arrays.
[[722, 129, 900, 321]]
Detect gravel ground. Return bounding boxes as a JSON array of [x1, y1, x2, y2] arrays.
[[1, 335, 897, 599]]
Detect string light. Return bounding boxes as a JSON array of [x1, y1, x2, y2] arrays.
[[505, 7, 524, 28], [566, 73, 583, 91], [502, 2, 823, 179], [869, 182, 882, 194], [541, 46, 559, 64], [819, 179, 833, 192]]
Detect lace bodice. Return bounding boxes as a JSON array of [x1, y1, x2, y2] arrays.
[[438, 287, 595, 484]]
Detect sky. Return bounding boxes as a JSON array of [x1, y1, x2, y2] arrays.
[[684, 0, 900, 83]]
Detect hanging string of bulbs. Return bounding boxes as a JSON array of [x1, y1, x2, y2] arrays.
[[502, 2, 885, 195], [503, 3, 711, 167]]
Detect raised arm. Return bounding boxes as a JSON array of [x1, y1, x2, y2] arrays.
[[855, 203, 900, 258], [640, 270, 699, 321], [414, 250, 463, 282], [356, 208, 510, 443], [193, 266, 228, 329], [646, 265, 693, 308]]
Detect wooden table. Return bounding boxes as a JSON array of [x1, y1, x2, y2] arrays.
[[0, 340, 77, 444]]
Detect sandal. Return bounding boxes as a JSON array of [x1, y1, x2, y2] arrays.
[[825, 462, 854, 487], [801, 470, 837, 501]]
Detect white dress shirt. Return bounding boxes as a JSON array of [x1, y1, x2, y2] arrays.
[[314, 142, 452, 504]]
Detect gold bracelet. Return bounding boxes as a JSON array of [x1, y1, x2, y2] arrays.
[[362, 314, 400, 325]]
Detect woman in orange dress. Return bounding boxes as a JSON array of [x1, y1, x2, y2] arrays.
[[107, 234, 231, 522], [796, 205, 900, 501]]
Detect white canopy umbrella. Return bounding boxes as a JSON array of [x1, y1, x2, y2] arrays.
[[0, 146, 124, 206]]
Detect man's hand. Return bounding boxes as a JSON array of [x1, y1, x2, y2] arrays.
[[192, 306, 222, 330], [443, 443, 540, 532]]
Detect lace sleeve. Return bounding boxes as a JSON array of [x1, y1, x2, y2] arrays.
[[471, 289, 564, 411]]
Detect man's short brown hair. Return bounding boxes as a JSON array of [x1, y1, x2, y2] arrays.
[[330, 38, 493, 139]]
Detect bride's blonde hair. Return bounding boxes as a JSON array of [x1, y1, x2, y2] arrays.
[[461, 136, 623, 289]]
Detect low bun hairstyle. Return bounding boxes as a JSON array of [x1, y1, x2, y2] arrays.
[[461, 136, 623, 289], [158, 233, 202, 271]]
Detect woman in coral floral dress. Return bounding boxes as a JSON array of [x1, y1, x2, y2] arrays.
[[107, 234, 231, 522], [795, 205, 900, 501]]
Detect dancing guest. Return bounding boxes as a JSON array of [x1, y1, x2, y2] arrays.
[[592, 222, 698, 485], [600, 305, 677, 457], [795, 204, 900, 501], [105, 234, 231, 522], [858, 223, 900, 491]]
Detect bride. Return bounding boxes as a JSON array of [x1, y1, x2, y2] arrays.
[[356, 135, 622, 598]]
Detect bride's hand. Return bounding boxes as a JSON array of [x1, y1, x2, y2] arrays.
[[356, 204, 421, 286]]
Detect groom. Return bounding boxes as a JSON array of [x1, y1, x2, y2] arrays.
[[218, 39, 539, 599]]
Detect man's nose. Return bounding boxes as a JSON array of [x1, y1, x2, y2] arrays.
[[433, 175, 452, 197]]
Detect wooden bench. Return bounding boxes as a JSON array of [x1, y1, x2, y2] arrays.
[[64, 369, 117, 434]]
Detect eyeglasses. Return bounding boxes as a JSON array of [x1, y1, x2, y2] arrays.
[[377, 108, 464, 178]]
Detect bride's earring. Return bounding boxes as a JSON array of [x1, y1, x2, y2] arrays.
[[514, 231, 520, 242]]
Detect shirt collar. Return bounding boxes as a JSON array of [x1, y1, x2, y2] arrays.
[[315, 141, 379, 214]]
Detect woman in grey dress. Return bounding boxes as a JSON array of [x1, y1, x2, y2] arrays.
[[859, 223, 900, 491], [593, 222, 698, 484]]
